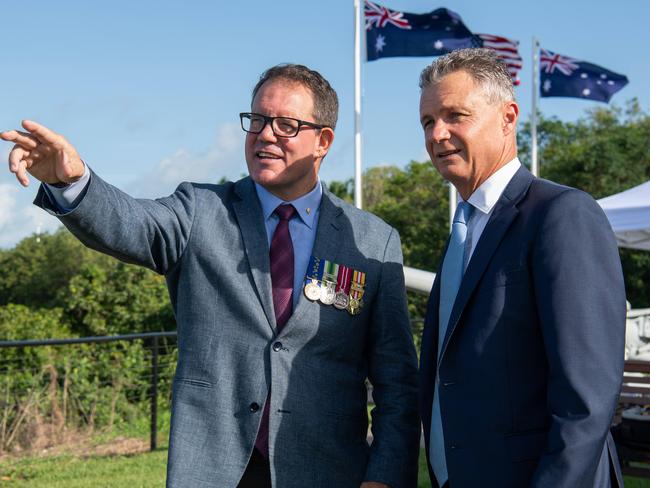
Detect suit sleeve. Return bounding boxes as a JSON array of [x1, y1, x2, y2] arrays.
[[364, 228, 420, 488], [529, 189, 626, 487], [34, 169, 196, 275]]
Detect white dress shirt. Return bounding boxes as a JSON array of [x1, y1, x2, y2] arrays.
[[461, 157, 521, 265]]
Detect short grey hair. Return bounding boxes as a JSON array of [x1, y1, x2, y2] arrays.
[[419, 48, 515, 104]]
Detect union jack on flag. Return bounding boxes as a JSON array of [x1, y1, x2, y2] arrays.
[[539, 47, 628, 103], [540, 49, 580, 76], [476, 33, 522, 86], [364, 3, 480, 61], [364, 1, 411, 30]]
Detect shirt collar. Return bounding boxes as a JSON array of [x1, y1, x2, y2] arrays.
[[254, 180, 322, 229], [465, 158, 521, 214]]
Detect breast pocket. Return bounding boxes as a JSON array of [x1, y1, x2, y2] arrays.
[[493, 266, 529, 287]]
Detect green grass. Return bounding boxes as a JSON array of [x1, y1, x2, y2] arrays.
[[2, 440, 650, 487], [0, 449, 168, 487]]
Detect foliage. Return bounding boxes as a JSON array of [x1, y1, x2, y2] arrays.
[[0, 229, 175, 454], [519, 100, 650, 306], [0, 228, 174, 336]]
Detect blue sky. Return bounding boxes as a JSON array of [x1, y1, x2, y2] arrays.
[[1, 0, 647, 247]]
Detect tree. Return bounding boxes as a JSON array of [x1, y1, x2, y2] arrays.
[[519, 100, 650, 307]]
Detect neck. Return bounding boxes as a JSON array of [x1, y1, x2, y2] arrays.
[[261, 179, 319, 202], [456, 153, 517, 201]]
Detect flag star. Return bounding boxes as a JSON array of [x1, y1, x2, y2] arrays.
[[608, 80, 615, 85], [596, 80, 602, 85], [580, 73, 588, 79], [434, 40, 444, 50], [543, 79, 552, 92], [601, 74, 607, 79], [375, 34, 386, 52], [582, 88, 591, 96]]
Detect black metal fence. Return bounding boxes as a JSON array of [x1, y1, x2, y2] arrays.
[[0, 331, 177, 454]]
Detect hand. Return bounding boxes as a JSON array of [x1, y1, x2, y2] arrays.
[[1, 120, 84, 187], [360, 482, 390, 488]]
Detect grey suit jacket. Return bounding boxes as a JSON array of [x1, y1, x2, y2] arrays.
[[36, 172, 420, 488]]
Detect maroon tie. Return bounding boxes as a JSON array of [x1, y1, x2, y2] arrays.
[[254, 204, 296, 458]]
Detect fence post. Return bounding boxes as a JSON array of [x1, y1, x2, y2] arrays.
[[150, 335, 159, 451]]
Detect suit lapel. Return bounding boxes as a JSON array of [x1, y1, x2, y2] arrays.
[[439, 166, 534, 362], [280, 186, 343, 334], [232, 178, 276, 331]]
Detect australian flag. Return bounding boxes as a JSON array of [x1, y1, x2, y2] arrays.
[[365, 1, 482, 62], [540, 48, 628, 103]]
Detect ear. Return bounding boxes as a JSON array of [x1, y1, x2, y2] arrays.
[[315, 127, 335, 159], [502, 101, 519, 136]]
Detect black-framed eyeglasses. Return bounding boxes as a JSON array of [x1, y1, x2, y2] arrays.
[[239, 112, 330, 138]]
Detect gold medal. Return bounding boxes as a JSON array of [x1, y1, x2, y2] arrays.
[[347, 297, 363, 315], [346, 269, 366, 315]]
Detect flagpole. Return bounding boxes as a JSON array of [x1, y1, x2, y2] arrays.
[[531, 37, 539, 177], [353, 0, 363, 209]]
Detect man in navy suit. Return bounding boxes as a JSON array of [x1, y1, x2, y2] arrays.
[[418, 48, 626, 487]]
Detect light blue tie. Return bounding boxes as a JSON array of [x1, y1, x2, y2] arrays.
[[430, 201, 473, 486]]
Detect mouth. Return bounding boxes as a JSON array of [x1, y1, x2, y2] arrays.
[[256, 150, 283, 161], [435, 149, 461, 159]]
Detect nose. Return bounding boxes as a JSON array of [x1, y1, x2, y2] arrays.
[[429, 119, 450, 144], [258, 121, 278, 142]]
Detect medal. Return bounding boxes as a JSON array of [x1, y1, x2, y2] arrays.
[[347, 297, 363, 315], [320, 282, 336, 305], [304, 280, 322, 301], [303, 256, 324, 301], [333, 265, 353, 310], [320, 260, 339, 305], [346, 269, 366, 315]]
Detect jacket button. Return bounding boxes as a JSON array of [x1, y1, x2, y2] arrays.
[[249, 402, 260, 413], [272, 341, 283, 352]]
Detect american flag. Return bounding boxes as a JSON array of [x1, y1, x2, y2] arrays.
[[476, 33, 522, 86]]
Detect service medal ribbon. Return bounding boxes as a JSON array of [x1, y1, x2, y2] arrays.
[[304, 255, 325, 301], [347, 269, 366, 315], [319, 260, 339, 305]]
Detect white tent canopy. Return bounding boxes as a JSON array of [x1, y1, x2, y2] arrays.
[[598, 180, 650, 251]]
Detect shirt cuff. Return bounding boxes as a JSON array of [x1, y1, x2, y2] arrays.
[[43, 163, 90, 211]]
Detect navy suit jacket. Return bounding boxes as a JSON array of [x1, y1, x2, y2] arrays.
[[420, 166, 626, 487]]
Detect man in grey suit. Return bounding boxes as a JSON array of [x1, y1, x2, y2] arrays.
[[2, 64, 419, 488], [418, 49, 626, 487]]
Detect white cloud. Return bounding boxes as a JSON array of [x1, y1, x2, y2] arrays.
[[0, 183, 18, 228], [0, 185, 61, 249], [126, 122, 246, 198]]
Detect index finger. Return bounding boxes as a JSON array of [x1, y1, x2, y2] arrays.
[[0, 130, 39, 149], [21, 120, 62, 147]]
